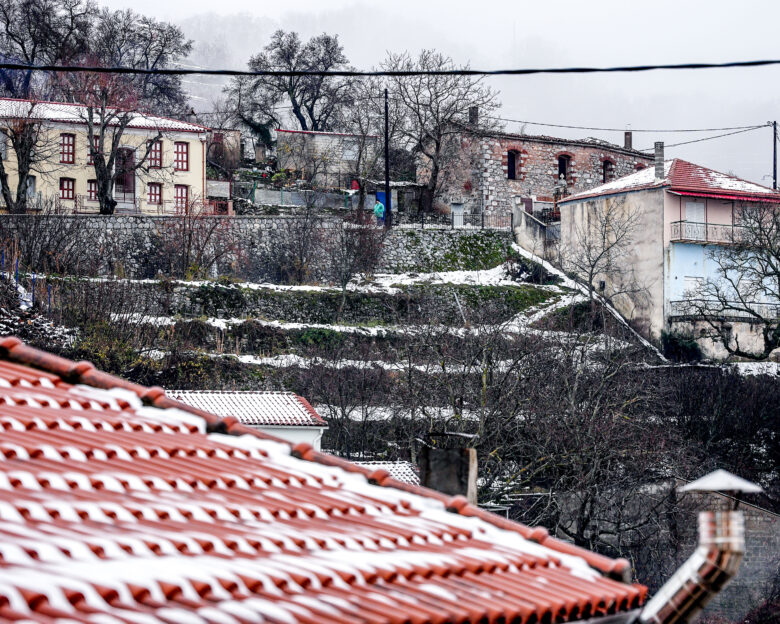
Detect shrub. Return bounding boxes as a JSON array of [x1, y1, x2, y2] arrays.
[[661, 330, 703, 362]]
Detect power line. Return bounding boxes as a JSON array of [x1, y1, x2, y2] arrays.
[[492, 116, 766, 133], [5, 57, 780, 77], [637, 125, 767, 151]]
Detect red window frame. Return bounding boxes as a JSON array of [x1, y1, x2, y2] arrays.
[[174, 142, 189, 171], [87, 136, 100, 165], [174, 184, 188, 210], [59, 178, 75, 200], [148, 182, 162, 205], [60, 133, 75, 164], [87, 180, 97, 202], [149, 140, 162, 168]]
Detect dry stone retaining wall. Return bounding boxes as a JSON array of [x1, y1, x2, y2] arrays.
[[0, 214, 514, 279]]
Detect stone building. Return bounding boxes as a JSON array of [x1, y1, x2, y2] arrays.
[[430, 125, 653, 218]]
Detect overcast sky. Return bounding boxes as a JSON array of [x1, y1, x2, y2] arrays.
[[100, 0, 780, 184]]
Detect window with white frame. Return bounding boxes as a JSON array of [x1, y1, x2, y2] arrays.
[[174, 142, 189, 171], [148, 182, 162, 205], [174, 184, 188, 210], [59, 177, 75, 200], [60, 133, 75, 164]]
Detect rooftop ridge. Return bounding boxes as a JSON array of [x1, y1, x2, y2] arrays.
[[0, 335, 633, 582]]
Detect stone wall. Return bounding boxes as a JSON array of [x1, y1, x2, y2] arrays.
[[435, 132, 653, 217], [0, 214, 514, 279]]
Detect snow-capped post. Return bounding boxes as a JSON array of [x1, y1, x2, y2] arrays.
[[48, 284, 52, 313], [14, 258, 18, 284], [31, 274, 35, 306]]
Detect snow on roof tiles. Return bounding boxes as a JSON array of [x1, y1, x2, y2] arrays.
[[354, 460, 420, 485], [170, 390, 327, 427], [0, 336, 646, 623], [0, 97, 208, 133], [562, 159, 780, 203]]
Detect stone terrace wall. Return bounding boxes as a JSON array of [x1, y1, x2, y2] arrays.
[[0, 215, 514, 279]]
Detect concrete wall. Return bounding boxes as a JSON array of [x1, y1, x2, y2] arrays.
[[560, 188, 665, 340]]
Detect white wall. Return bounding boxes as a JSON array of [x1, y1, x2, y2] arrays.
[[254, 425, 325, 450]]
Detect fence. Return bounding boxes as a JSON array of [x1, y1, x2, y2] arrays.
[[669, 299, 780, 319], [399, 211, 513, 230], [669, 221, 743, 244]]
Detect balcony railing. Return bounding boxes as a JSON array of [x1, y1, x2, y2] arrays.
[[669, 299, 780, 319], [670, 220, 743, 244]]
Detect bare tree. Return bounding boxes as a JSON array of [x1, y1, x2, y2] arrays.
[[226, 30, 353, 144], [326, 210, 386, 321], [88, 8, 192, 116], [0, 100, 61, 213], [683, 201, 780, 359], [561, 195, 646, 317], [383, 50, 499, 212], [0, 0, 95, 99]]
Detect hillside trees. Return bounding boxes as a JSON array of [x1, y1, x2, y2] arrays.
[[383, 50, 499, 212], [0, 0, 94, 99], [226, 30, 353, 144]]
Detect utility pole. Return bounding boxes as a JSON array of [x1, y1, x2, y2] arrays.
[[773, 121, 777, 190], [384, 88, 391, 228]]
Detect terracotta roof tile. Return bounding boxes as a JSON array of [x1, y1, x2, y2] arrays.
[[170, 390, 327, 427], [0, 336, 646, 623], [562, 158, 780, 203]]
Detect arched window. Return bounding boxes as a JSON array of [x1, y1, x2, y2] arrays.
[[558, 155, 571, 181], [635, 164, 646, 172], [602, 159, 615, 183], [507, 150, 518, 180]]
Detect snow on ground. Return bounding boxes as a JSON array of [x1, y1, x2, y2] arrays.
[[730, 361, 780, 376], [511, 244, 666, 361]]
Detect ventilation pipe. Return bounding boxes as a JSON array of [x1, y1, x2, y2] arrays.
[[638, 470, 762, 624], [654, 142, 665, 180]]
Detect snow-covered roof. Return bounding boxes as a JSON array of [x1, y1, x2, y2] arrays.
[[0, 336, 647, 623], [0, 97, 209, 133], [354, 460, 421, 485], [561, 159, 780, 203], [170, 389, 326, 427]]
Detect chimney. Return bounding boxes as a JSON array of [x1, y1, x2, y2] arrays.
[[468, 106, 479, 126], [639, 470, 761, 624], [655, 141, 665, 180], [418, 446, 478, 504], [624, 131, 633, 150]]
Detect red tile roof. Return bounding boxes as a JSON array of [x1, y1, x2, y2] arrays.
[[0, 337, 646, 623], [561, 159, 780, 204], [170, 390, 327, 428]]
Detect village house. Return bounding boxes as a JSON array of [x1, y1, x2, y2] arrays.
[[0, 97, 209, 214], [425, 114, 653, 222], [559, 145, 780, 356], [170, 389, 327, 449], [0, 335, 751, 623], [276, 127, 380, 188]]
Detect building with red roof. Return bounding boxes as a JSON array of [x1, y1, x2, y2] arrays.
[[170, 390, 327, 450], [559, 150, 780, 356], [0, 335, 651, 623]]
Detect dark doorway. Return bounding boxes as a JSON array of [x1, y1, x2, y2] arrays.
[[114, 148, 135, 203]]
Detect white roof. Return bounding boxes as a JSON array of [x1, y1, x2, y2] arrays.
[[354, 461, 421, 485], [169, 390, 327, 427], [0, 98, 208, 133], [679, 469, 763, 494]]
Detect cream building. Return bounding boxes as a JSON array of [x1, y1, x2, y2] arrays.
[[0, 98, 208, 214]]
